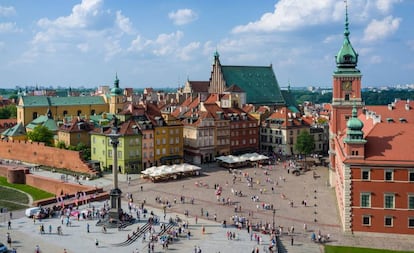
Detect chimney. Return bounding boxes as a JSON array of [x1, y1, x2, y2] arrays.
[[405, 103, 410, 111], [388, 104, 393, 110]]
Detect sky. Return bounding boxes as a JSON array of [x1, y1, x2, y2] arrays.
[[0, 0, 413, 89]]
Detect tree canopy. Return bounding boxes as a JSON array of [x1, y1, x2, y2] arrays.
[[294, 130, 315, 157], [0, 105, 17, 119], [27, 125, 54, 146]]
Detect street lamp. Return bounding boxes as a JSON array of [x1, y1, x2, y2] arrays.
[[272, 209, 276, 229]]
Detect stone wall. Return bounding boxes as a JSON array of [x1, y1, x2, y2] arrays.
[[25, 173, 96, 196], [0, 165, 108, 207], [0, 139, 95, 175]]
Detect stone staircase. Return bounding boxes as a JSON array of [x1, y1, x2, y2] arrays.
[[276, 236, 322, 253]]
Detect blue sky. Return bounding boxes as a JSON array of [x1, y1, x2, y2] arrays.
[[0, 0, 413, 89]]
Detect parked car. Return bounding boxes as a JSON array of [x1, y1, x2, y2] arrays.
[[34, 210, 47, 219], [25, 207, 42, 218], [0, 242, 8, 253]]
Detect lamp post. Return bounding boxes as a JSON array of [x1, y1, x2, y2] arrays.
[[272, 209, 276, 229]]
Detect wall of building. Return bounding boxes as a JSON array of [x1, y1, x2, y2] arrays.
[[18, 103, 108, 126], [0, 140, 95, 175], [351, 167, 414, 234]]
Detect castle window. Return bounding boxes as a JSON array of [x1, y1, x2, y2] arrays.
[[384, 216, 393, 227], [385, 170, 393, 181], [91, 109, 95, 115], [63, 110, 68, 117], [360, 192, 371, 208], [362, 215, 371, 226], [409, 171, 414, 182], [32, 112, 38, 120], [77, 110, 82, 116], [362, 169, 370, 180], [409, 218, 414, 228], [384, 194, 395, 209], [408, 195, 414, 210]]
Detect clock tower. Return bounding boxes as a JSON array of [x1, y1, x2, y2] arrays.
[[330, 3, 362, 137]]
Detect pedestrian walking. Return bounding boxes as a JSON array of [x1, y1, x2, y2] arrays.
[[8, 220, 11, 230], [7, 233, 11, 248], [291, 236, 294, 246], [87, 223, 90, 233], [95, 238, 99, 247]]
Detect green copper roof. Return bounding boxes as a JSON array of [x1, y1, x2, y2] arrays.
[[20, 96, 106, 107], [221, 65, 285, 105], [1, 122, 26, 137], [347, 106, 363, 130], [111, 74, 123, 96], [344, 104, 365, 144], [335, 4, 358, 71], [26, 115, 59, 131]]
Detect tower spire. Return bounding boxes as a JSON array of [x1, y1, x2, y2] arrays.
[[335, 0, 358, 70], [344, 0, 350, 38]]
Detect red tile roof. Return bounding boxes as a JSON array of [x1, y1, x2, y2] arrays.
[[364, 123, 414, 163], [188, 81, 209, 93]]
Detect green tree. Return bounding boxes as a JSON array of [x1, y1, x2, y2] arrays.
[[294, 130, 315, 165], [0, 105, 16, 119], [27, 125, 54, 146], [56, 141, 66, 149]]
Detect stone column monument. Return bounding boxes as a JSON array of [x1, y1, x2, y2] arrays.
[[107, 115, 122, 223]]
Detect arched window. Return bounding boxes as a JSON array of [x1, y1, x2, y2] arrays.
[[91, 109, 95, 115], [77, 110, 82, 116], [32, 112, 38, 120], [63, 110, 68, 117]]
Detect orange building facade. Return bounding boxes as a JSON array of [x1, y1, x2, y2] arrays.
[[329, 8, 414, 235]]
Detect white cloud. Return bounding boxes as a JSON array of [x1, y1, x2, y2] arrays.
[[151, 31, 184, 56], [104, 39, 122, 61], [0, 6, 16, 17], [375, 0, 401, 13], [232, 0, 337, 33], [128, 31, 189, 59], [115, 10, 134, 35], [128, 35, 144, 53], [0, 22, 21, 33], [23, 0, 138, 63], [362, 16, 401, 43], [168, 9, 198, 25], [37, 0, 103, 29], [177, 42, 200, 61], [323, 34, 342, 44]]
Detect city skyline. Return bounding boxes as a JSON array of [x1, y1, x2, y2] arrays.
[[0, 0, 413, 89]]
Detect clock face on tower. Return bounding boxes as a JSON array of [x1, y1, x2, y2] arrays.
[[342, 80, 352, 91]]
